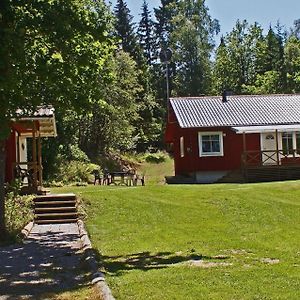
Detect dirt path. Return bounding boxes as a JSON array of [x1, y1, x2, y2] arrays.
[[0, 223, 89, 299]]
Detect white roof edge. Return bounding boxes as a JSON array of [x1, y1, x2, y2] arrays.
[[232, 124, 300, 134]]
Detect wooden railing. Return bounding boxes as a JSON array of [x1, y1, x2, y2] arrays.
[[242, 150, 300, 167], [12, 161, 42, 188]]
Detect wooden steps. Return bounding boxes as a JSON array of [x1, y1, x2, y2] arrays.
[[34, 193, 78, 224]]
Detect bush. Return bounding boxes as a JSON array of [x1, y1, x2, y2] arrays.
[[143, 151, 169, 163], [5, 183, 34, 241], [55, 161, 100, 184]]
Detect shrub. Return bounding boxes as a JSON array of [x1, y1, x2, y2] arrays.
[[55, 161, 100, 184], [5, 183, 34, 241], [143, 151, 169, 163]]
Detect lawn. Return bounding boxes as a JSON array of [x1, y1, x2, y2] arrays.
[[53, 163, 300, 299]]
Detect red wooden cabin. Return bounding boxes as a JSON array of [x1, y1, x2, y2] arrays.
[[165, 94, 300, 183], [5, 106, 57, 193]]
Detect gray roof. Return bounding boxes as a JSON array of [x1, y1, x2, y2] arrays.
[[170, 94, 300, 128]]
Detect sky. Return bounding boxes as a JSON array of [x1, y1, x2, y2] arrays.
[[108, 0, 300, 36]]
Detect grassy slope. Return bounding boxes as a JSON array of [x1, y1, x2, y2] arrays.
[[53, 161, 300, 299]]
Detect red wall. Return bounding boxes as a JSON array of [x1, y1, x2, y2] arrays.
[[5, 130, 16, 183], [168, 123, 260, 176]]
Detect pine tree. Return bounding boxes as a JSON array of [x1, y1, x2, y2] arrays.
[[213, 37, 236, 94], [114, 0, 139, 58], [137, 0, 156, 65], [154, 0, 179, 48]]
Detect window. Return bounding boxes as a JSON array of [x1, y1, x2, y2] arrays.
[[282, 131, 300, 155], [296, 133, 300, 154], [282, 132, 293, 155], [180, 136, 184, 157], [199, 132, 224, 157]]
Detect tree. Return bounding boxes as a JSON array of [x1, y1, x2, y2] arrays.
[[212, 20, 264, 94], [154, 0, 179, 48], [291, 19, 300, 39], [285, 36, 300, 92], [212, 37, 236, 94], [242, 24, 286, 94], [137, 0, 156, 65], [114, 0, 142, 61], [0, 0, 114, 236], [79, 51, 141, 155], [170, 0, 219, 96]]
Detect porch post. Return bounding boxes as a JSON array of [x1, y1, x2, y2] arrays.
[[275, 129, 279, 165], [37, 126, 43, 187], [32, 121, 38, 190], [242, 131, 248, 182], [242, 131, 246, 165], [16, 132, 20, 164]]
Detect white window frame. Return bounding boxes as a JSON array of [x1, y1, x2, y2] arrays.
[[180, 136, 185, 158], [198, 131, 224, 157], [281, 131, 300, 156]]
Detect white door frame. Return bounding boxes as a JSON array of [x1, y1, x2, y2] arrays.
[[260, 132, 278, 165]]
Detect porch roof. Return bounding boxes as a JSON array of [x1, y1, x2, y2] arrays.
[[170, 94, 300, 128], [232, 124, 300, 134], [13, 106, 57, 137]]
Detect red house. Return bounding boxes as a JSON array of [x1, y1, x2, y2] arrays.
[[5, 106, 57, 193], [165, 94, 300, 183]]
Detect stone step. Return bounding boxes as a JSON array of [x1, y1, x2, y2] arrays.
[[33, 193, 79, 225], [35, 212, 78, 218], [35, 218, 78, 224], [35, 207, 77, 212], [34, 193, 76, 202], [34, 200, 77, 206]]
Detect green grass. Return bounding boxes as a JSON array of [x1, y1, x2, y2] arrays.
[[52, 163, 300, 299]]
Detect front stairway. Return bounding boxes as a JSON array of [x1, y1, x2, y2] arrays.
[[34, 193, 78, 224]]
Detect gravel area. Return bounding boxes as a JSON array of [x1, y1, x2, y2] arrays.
[[0, 223, 89, 299]]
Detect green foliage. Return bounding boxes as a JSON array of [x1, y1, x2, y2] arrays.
[[242, 71, 282, 94], [77, 50, 142, 155], [5, 184, 34, 241], [143, 151, 169, 163], [54, 161, 100, 184], [0, 0, 115, 234], [285, 35, 300, 92], [170, 0, 219, 96], [114, 0, 143, 64], [137, 0, 157, 65], [0, 0, 115, 121]]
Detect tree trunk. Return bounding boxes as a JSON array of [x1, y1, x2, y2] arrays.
[[0, 139, 6, 239]]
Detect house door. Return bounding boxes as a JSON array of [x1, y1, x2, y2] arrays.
[[261, 132, 277, 165]]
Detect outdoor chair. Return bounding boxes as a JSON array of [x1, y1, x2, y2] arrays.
[[92, 169, 102, 185], [14, 165, 34, 186]]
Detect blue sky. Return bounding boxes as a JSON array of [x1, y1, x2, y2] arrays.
[[108, 0, 300, 35]]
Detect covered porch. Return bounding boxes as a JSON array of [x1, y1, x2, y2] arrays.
[[8, 107, 57, 194], [233, 124, 300, 182]]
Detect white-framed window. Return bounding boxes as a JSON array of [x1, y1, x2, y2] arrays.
[[198, 131, 224, 157], [180, 136, 184, 157], [282, 131, 300, 155]]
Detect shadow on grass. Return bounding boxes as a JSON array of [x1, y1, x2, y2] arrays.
[[96, 250, 229, 276]]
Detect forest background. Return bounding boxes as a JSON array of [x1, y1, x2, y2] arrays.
[[3, 0, 300, 182]]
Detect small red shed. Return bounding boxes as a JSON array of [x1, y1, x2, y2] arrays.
[[165, 94, 300, 183]]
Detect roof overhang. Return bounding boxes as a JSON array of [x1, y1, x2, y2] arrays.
[[17, 116, 57, 137], [12, 105, 57, 137], [232, 124, 300, 134]]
